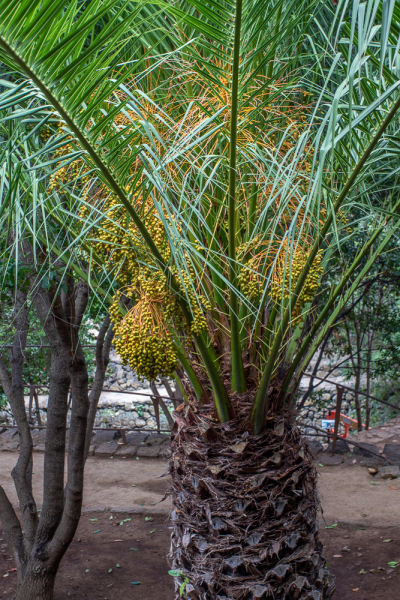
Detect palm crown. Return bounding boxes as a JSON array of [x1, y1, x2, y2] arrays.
[[1, 0, 400, 433]]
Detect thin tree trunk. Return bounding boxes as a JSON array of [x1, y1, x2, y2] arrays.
[[345, 319, 363, 431], [14, 565, 57, 600], [0, 256, 92, 599], [365, 332, 373, 431], [33, 289, 71, 542], [0, 289, 38, 573], [84, 316, 113, 460], [150, 381, 174, 428]]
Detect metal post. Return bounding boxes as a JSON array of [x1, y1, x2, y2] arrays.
[[33, 386, 42, 426], [28, 385, 34, 421], [67, 389, 72, 411], [331, 385, 343, 456], [151, 396, 161, 434]]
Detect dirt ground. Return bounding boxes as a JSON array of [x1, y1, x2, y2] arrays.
[[1, 515, 399, 599], [319, 525, 400, 600], [0, 454, 170, 508], [1, 512, 174, 599], [1, 453, 400, 525], [1, 453, 400, 599], [317, 464, 400, 527]]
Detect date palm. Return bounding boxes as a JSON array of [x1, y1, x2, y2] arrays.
[[1, 0, 400, 598]]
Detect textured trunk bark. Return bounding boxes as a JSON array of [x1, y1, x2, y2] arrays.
[[0, 248, 94, 599], [169, 401, 335, 600], [14, 564, 56, 600]]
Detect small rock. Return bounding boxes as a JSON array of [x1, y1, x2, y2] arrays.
[[353, 442, 379, 458], [319, 455, 343, 466], [325, 439, 350, 455], [114, 445, 138, 458], [343, 456, 361, 466], [94, 442, 119, 457], [126, 432, 149, 444], [378, 465, 400, 480], [306, 440, 323, 457], [135, 418, 146, 428], [33, 444, 45, 452], [383, 444, 400, 464], [94, 430, 118, 443], [146, 434, 170, 446], [0, 429, 18, 441], [137, 446, 160, 458]]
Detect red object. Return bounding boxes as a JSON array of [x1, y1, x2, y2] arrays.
[[325, 410, 365, 438]]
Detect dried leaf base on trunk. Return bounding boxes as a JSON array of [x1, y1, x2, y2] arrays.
[[169, 403, 335, 600]]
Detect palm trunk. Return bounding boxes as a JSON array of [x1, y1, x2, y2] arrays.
[[169, 400, 335, 600]]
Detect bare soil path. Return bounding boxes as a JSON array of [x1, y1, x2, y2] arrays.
[[2, 453, 400, 525], [0, 454, 170, 509], [1, 452, 400, 599]]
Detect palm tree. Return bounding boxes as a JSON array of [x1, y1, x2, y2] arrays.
[[1, 0, 400, 598]]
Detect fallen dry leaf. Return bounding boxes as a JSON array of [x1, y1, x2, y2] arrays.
[[333, 555, 342, 558], [352, 588, 359, 592], [391, 487, 397, 490], [230, 441, 247, 453]]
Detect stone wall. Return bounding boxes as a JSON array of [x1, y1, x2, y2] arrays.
[[298, 389, 356, 441], [0, 351, 393, 436], [0, 350, 175, 431], [104, 350, 153, 392]]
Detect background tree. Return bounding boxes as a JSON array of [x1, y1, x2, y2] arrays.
[[0, 114, 114, 598], [0, 246, 113, 599], [1, 1, 400, 599]]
